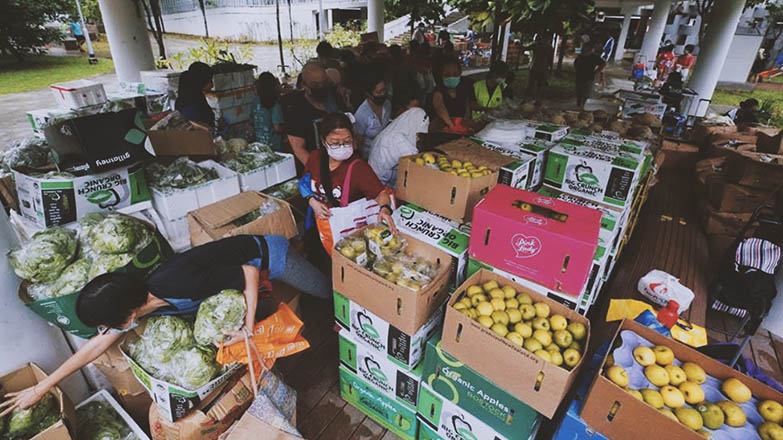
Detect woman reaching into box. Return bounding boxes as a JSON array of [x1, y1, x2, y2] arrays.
[[300, 112, 397, 253], [0, 234, 329, 414]]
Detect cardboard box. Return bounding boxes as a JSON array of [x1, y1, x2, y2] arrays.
[[233, 154, 296, 192], [392, 202, 470, 289], [441, 269, 591, 418], [560, 134, 648, 159], [417, 382, 540, 440], [420, 335, 540, 439], [19, 226, 173, 339], [698, 200, 752, 236], [485, 145, 538, 190], [544, 142, 644, 208], [617, 90, 662, 104], [206, 86, 256, 110], [0, 174, 18, 211], [334, 291, 443, 370], [519, 140, 555, 187], [532, 122, 569, 142], [42, 109, 150, 174], [660, 139, 700, 169], [50, 79, 107, 109], [338, 330, 422, 410], [26, 108, 78, 134], [581, 319, 783, 440], [724, 150, 783, 190], [13, 162, 150, 228], [332, 229, 452, 335], [222, 407, 301, 440], [145, 128, 217, 157], [707, 178, 774, 213], [119, 392, 153, 432], [148, 370, 253, 437], [0, 363, 75, 440], [691, 123, 737, 148], [187, 192, 298, 246], [469, 185, 601, 297], [553, 346, 610, 440], [212, 68, 255, 92], [93, 344, 149, 398], [537, 186, 627, 258], [339, 365, 418, 439], [396, 139, 509, 222], [77, 389, 150, 440], [151, 160, 240, 221]]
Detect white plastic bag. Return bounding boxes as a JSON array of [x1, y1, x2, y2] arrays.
[[637, 270, 694, 314]]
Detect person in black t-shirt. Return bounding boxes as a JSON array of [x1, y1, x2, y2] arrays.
[[573, 43, 606, 108], [1, 235, 328, 414], [430, 59, 470, 130]]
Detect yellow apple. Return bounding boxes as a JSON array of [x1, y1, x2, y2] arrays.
[[549, 314, 568, 331], [679, 381, 705, 405], [501, 285, 516, 299], [644, 365, 670, 387], [482, 280, 499, 292], [717, 400, 747, 427], [632, 346, 656, 367], [758, 400, 783, 424], [563, 348, 581, 368], [532, 317, 550, 331], [758, 421, 783, 440], [665, 365, 687, 386], [606, 365, 629, 387], [534, 302, 550, 318], [477, 315, 493, 328], [491, 323, 508, 337], [567, 322, 586, 341], [533, 329, 552, 347], [476, 301, 493, 316], [675, 407, 703, 430], [470, 294, 488, 307], [491, 310, 509, 325], [516, 292, 533, 305], [519, 304, 536, 320], [524, 338, 543, 352], [681, 362, 706, 384], [507, 308, 522, 324], [553, 329, 573, 348], [466, 285, 484, 297], [722, 378, 752, 403], [514, 322, 533, 338], [653, 345, 674, 365], [505, 298, 519, 310], [626, 388, 643, 401], [535, 349, 552, 363], [640, 388, 664, 409], [506, 331, 524, 346], [659, 408, 678, 422], [697, 402, 724, 430], [488, 288, 505, 299], [490, 297, 506, 311], [660, 385, 685, 408], [550, 351, 564, 366]]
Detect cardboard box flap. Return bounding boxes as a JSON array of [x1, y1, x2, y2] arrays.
[[192, 192, 266, 228], [146, 129, 216, 156], [435, 138, 512, 169]]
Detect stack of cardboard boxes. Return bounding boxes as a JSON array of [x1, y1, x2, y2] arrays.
[[206, 67, 257, 140]]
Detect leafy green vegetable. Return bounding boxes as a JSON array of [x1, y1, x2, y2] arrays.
[[1, 137, 52, 175], [219, 152, 261, 173], [146, 158, 219, 193], [3, 393, 58, 440], [170, 345, 220, 389], [193, 289, 246, 345], [82, 214, 151, 255], [76, 399, 138, 440], [8, 227, 78, 283], [52, 258, 92, 297], [141, 316, 195, 363], [88, 254, 133, 280]]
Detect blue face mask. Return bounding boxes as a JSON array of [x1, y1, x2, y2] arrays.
[[443, 76, 461, 89]]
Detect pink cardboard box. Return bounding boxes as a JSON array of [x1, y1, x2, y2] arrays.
[[469, 185, 601, 296]]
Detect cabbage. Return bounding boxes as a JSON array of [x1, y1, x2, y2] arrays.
[[1, 137, 51, 174], [170, 345, 220, 389], [193, 289, 246, 345], [146, 158, 219, 193], [8, 227, 78, 283], [141, 316, 195, 363], [88, 254, 133, 280], [4, 392, 58, 440], [52, 258, 92, 297], [82, 214, 151, 255], [76, 400, 138, 440]]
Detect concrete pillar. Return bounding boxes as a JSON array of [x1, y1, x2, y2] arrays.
[[97, 0, 155, 82], [639, 0, 671, 64], [686, 0, 745, 116], [614, 12, 633, 62], [318, 0, 325, 40], [367, 0, 384, 42], [327, 9, 334, 29]]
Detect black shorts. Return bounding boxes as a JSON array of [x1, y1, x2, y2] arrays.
[[75, 35, 86, 44], [575, 80, 593, 102]]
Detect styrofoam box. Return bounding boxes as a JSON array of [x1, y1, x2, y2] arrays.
[[50, 79, 107, 109], [235, 153, 296, 192], [160, 215, 191, 253], [217, 103, 253, 124], [76, 389, 150, 440], [140, 70, 181, 94], [151, 160, 240, 221]]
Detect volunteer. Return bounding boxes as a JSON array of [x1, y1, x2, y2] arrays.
[[354, 74, 392, 160], [470, 60, 510, 119], [301, 112, 396, 252], [369, 107, 430, 188], [431, 59, 471, 131], [175, 62, 215, 128], [1, 235, 329, 412]]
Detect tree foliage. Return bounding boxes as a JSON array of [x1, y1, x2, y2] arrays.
[[69, 0, 102, 23], [0, 0, 71, 60], [385, 0, 445, 31]]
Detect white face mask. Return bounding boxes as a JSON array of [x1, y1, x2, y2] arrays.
[[326, 144, 353, 161]]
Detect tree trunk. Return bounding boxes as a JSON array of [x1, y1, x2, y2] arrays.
[[142, 0, 155, 32], [151, 0, 167, 59], [276, 0, 286, 75], [287, 0, 294, 43], [556, 32, 566, 74], [198, 0, 209, 38]]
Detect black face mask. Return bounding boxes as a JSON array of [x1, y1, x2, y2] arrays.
[[308, 85, 329, 102], [371, 94, 386, 105]]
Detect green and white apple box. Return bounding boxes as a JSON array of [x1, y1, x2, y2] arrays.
[[334, 290, 443, 370], [393, 203, 470, 289], [13, 162, 150, 229], [417, 381, 541, 440], [338, 330, 423, 412], [519, 139, 555, 188], [339, 365, 418, 440], [120, 342, 242, 423], [18, 228, 173, 339], [419, 335, 540, 440]]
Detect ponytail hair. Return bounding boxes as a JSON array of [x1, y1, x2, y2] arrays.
[[318, 112, 354, 207]]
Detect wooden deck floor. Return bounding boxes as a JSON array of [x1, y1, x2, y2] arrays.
[[277, 170, 783, 439]]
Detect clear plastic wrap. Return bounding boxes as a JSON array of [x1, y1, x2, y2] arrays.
[[363, 224, 406, 259], [371, 254, 437, 291], [335, 235, 369, 267], [193, 289, 246, 346], [79, 213, 152, 255], [76, 400, 138, 440], [169, 345, 221, 389], [8, 227, 78, 283], [145, 158, 219, 193]]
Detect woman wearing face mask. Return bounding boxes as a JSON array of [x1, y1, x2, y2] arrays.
[[302, 112, 396, 253], [369, 107, 429, 188], [431, 59, 471, 131], [1, 235, 330, 413], [354, 74, 392, 159]]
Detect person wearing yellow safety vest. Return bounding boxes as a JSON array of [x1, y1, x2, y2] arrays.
[[470, 61, 511, 119]]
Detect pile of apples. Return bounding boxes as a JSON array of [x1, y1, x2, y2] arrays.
[[453, 279, 586, 370], [604, 344, 783, 439], [413, 152, 493, 178]]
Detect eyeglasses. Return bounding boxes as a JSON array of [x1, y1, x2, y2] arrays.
[[324, 140, 353, 149]]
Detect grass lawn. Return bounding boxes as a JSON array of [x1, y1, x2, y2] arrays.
[[712, 87, 783, 128], [0, 55, 115, 95]]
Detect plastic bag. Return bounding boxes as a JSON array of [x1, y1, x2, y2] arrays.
[[637, 269, 694, 314], [372, 254, 436, 291]]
